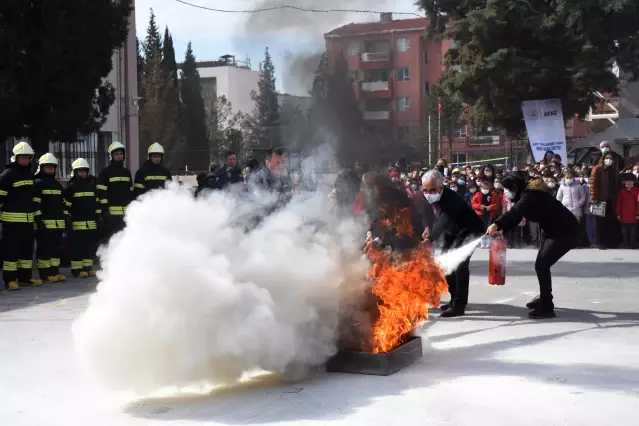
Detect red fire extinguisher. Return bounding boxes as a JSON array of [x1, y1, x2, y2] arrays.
[[488, 237, 507, 285]]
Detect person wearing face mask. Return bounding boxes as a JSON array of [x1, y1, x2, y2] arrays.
[[472, 182, 500, 247], [487, 172, 579, 319], [465, 182, 477, 205], [483, 165, 495, 183], [436, 158, 449, 177], [590, 152, 621, 249], [599, 141, 624, 172], [615, 173, 639, 248], [555, 169, 585, 223], [420, 170, 484, 317]]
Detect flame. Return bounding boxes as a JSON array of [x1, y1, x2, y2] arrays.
[[364, 204, 448, 353]]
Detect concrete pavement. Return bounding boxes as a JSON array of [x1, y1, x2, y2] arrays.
[[1, 249, 639, 426]]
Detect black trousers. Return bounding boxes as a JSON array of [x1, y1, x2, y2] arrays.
[[2, 222, 35, 284], [595, 199, 620, 248], [534, 237, 575, 308], [69, 230, 98, 274], [36, 229, 62, 278], [102, 214, 126, 243], [621, 224, 637, 248], [446, 257, 471, 308]]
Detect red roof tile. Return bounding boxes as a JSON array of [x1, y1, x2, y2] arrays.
[[325, 17, 429, 37]]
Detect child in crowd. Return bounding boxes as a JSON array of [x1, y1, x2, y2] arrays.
[[472, 181, 500, 247], [616, 173, 639, 248], [465, 182, 477, 205]]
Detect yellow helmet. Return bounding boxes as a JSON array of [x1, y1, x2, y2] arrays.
[[108, 141, 126, 157], [148, 142, 164, 156], [71, 158, 90, 171], [13, 141, 35, 156], [38, 153, 58, 166]]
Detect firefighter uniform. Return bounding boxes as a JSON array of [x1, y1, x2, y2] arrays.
[[134, 142, 172, 197], [0, 142, 42, 290], [96, 142, 133, 240], [65, 158, 101, 278], [33, 153, 67, 283]]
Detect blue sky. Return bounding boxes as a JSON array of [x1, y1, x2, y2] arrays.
[[135, 0, 422, 95]]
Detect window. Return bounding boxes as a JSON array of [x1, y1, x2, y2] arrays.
[[458, 125, 468, 138], [396, 67, 410, 81], [424, 83, 430, 96], [349, 70, 359, 82], [396, 38, 410, 52], [396, 97, 410, 111], [424, 52, 429, 64], [347, 42, 360, 56], [451, 152, 467, 165]]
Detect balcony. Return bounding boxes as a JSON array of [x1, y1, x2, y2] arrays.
[[357, 51, 391, 69], [468, 135, 502, 146], [361, 81, 389, 92], [363, 110, 390, 120]]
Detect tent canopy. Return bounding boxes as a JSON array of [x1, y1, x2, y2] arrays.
[[577, 118, 639, 147]]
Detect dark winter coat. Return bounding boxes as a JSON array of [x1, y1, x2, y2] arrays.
[[33, 172, 67, 230], [0, 162, 36, 223], [134, 160, 172, 197], [214, 165, 243, 189], [96, 161, 133, 217]]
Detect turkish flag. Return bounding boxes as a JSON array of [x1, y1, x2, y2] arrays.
[[437, 98, 443, 116]]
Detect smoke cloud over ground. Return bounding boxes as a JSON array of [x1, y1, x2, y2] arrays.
[[72, 183, 369, 395], [281, 50, 323, 95]]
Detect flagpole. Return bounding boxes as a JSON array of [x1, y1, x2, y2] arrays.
[[437, 110, 441, 162], [428, 114, 433, 166]]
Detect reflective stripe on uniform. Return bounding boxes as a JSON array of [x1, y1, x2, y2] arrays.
[[17, 259, 33, 269], [73, 192, 95, 197], [134, 183, 145, 189], [65, 200, 72, 207], [13, 180, 33, 187], [0, 190, 8, 196], [42, 189, 62, 195], [83, 259, 94, 267], [71, 260, 84, 270], [72, 221, 98, 230], [51, 258, 60, 267], [144, 176, 167, 181], [43, 219, 66, 229], [37, 259, 51, 269], [99, 199, 108, 204], [33, 197, 42, 203], [108, 176, 131, 183], [96, 184, 108, 190], [108, 206, 126, 215], [3, 261, 17, 272], [0, 212, 36, 223]]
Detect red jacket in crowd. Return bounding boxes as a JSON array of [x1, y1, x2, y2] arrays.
[[616, 187, 639, 224], [471, 190, 501, 218]]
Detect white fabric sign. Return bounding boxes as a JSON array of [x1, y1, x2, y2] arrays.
[[521, 99, 567, 163]]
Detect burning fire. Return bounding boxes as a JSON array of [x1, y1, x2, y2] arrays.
[[364, 205, 448, 354]]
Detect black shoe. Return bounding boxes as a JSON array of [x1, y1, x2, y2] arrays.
[[597, 245, 607, 250], [440, 302, 451, 311], [440, 306, 465, 318], [528, 308, 556, 319], [526, 295, 542, 310]]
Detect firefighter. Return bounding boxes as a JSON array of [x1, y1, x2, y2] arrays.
[[0, 141, 42, 290], [133, 142, 172, 197], [33, 153, 67, 283], [97, 141, 133, 241], [65, 158, 101, 278]]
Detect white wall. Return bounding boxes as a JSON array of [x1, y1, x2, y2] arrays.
[[102, 50, 123, 139], [195, 66, 259, 118]]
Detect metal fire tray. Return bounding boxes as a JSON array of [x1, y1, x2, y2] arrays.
[[325, 336, 423, 376]]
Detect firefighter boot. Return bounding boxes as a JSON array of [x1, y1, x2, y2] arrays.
[[55, 274, 66, 282], [45, 276, 59, 283], [87, 271, 97, 277], [6, 281, 20, 291], [77, 272, 89, 278], [20, 279, 43, 287]]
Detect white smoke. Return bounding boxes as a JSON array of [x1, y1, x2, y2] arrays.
[[72, 182, 369, 395], [436, 237, 482, 275]]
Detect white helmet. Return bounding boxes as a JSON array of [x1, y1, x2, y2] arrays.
[[13, 141, 35, 157], [38, 153, 58, 166], [71, 158, 90, 171], [148, 142, 164, 156], [108, 141, 126, 158]]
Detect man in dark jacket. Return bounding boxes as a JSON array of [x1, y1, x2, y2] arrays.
[[134, 142, 172, 197], [421, 169, 485, 317], [214, 150, 243, 190]]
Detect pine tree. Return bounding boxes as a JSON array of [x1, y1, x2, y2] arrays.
[[136, 37, 144, 94], [247, 47, 280, 149], [0, 0, 133, 152], [143, 9, 162, 65], [180, 42, 210, 171]]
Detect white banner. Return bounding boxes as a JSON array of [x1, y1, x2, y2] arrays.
[[521, 98, 567, 164]]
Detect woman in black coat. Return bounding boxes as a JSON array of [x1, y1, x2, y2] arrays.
[[486, 172, 579, 319]]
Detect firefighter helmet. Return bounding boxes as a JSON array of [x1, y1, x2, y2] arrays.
[[108, 141, 126, 155], [148, 142, 164, 156], [71, 158, 90, 171], [38, 153, 58, 166], [13, 141, 35, 156]]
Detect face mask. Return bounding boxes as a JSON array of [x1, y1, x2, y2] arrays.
[[484, 171, 492, 177], [469, 188, 477, 193], [481, 189, 490, 195], [424, 192, 441, 204], [547, 182, 556, 188], [450, 186, 458, 192], [604, 159, 613, 166], [411, 184, 419, 191], [443, 182, 449, 187], [494, 183, 502, 189], [504, 189, 515, 200], [475, 169, 481, 174], [625, 183, 634, 189], [565, 179, 573, 185], [458, 179, 466, 185], [634, 171, 639, 176], [584, 178, 590, 184], [602, 147, 610, 154]]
